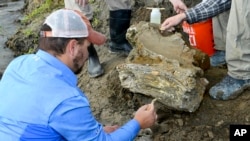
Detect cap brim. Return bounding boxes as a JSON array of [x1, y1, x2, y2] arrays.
[[87, 29, 106, 45], [74, 10, 106, 46]]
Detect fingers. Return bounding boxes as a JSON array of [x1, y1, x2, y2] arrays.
[[138, 104, 149, 111], [167, 27, 175, 32], [161, 13, 186, 31], [146, 103, 156, 112], [149, 104, 158, 123], [160, 20, 173, 31], [112, 125, 119, 130], [75, 0, 88, 7], [134, 102, 158, 129], [150, 99, 158, 123], [175, 8, 185, 14], [145, 98, 156, 111]]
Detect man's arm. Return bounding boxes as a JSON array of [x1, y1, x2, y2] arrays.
[[161, 0, 231, 31], [185, 0, 231, 23], [49, 95, 156, 140]]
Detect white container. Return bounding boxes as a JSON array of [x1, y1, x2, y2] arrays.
[[150, 8, 161, 24]]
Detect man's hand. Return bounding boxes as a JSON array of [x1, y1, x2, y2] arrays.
[[103, 125, 119, 133], [169, 0, 187, 13], [75, 0, 89, 7], [160, 13, 186, 31], [134, 103, 157, 129]]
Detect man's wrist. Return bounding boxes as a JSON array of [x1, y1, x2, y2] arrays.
[[179, 12, 187, 21]]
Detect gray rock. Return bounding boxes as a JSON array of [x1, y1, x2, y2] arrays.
[[116, 22, 209, 112]]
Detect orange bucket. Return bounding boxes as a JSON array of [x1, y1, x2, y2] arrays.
[[182, 19, 215, 56]]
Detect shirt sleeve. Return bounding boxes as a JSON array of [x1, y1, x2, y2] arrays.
[[48, 95, 140, 141], [185, 0, 231, 24]]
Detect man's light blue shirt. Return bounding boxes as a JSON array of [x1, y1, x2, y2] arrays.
[[0, 49, 140, 140]]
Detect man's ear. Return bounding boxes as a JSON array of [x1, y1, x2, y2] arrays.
[[66, 39, 77, 56]]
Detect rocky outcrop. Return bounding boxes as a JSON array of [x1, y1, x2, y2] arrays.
[[116, 21, 209, 112]]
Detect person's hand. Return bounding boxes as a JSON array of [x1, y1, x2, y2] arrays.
[[169, 0, 187, 13], [103, 125, 119, 133], [133, 103, 157, 129], [160, 13, 186, 32], [75, 0, 89, 7]]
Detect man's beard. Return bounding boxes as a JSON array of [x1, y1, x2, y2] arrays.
[[74, 65, 83, 75], [73, 51, 86, 74]]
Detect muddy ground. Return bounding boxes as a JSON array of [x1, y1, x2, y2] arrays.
[[78, 31, 250, 140], [4, 0, 250, 141]]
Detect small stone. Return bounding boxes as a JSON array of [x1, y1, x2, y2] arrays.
[[176, 119, 184, 126], [215, 120, 224, 127], [208, 131, 214, 138]]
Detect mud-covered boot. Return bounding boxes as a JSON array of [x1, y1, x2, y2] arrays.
[[88, 44, 104, 78], [109, 10, 132, 55], [210, 50, 226, 67], [209, 75, 250, 100]]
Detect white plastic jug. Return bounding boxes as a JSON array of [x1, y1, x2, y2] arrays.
[[150, 8, 161, 24]]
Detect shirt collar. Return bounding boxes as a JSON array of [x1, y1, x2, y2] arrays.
[[36, 49, 77, 86]]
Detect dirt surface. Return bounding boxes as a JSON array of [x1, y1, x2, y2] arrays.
[[4, 0, 250, 140], [78, 40, 250, 141]]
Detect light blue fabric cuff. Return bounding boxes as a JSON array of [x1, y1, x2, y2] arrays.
[[110, 119, 141, 140]]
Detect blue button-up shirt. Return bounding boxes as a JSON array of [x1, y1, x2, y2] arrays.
[[0, 50, 140, 140]]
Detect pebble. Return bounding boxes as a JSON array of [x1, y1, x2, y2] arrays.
[[208, 131, 214, 138], [215, 120, 224, 127], [176, 119, 184, 126]]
